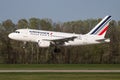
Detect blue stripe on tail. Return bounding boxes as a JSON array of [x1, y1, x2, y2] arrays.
[[91, 16, 111, 34]]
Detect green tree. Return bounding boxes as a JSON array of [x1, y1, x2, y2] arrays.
[[29, 18, 41, 29], [17, 19, 29, 29], [40, 19, 53, 30]]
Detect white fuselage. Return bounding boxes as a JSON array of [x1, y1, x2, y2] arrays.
[[8, 29, 107, 47]]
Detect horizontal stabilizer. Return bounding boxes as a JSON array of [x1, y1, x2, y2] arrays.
[[96, 38, 110, 43]]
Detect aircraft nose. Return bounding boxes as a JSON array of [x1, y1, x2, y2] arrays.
[[8, 33, 13, 39]]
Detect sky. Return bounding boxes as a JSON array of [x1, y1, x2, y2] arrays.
[[0, 0, 120, 23]]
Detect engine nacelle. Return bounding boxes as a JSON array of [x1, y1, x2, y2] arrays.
[[38, 40, 50, 47]]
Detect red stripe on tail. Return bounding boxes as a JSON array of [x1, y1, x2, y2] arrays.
[[98, 26, 108, 35]]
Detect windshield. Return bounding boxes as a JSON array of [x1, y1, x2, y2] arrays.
[[14, 31, 20, 33]]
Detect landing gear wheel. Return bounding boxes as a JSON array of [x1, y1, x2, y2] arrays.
[[54, 47, 61, 53]]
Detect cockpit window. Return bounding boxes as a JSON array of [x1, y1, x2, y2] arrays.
[[14, 31, 20, 33]]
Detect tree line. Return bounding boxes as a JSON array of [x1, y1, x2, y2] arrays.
[[0, 17, 120, 64]]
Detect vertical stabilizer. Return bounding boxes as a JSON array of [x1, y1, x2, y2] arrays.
[[87, 15, 111, 38]]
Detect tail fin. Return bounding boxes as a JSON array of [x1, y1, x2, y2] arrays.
[[87, 15, 111, 38]]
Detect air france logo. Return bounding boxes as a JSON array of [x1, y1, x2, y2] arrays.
[[29, 31, 53, 36], [50, 32, 53, 36]]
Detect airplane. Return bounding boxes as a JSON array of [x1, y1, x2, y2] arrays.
[[8, 15, 111, 52]]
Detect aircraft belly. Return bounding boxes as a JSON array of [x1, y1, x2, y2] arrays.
[[64, 40, 84, 46]]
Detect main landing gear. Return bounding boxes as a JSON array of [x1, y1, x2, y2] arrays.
[[50, 45, 61, 53], [54, 47, 61, 53]]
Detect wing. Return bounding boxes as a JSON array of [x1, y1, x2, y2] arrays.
[[43, 36, 77, 45]]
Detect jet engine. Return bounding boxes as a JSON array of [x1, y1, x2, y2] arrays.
[[38, 40, 50, 47]]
